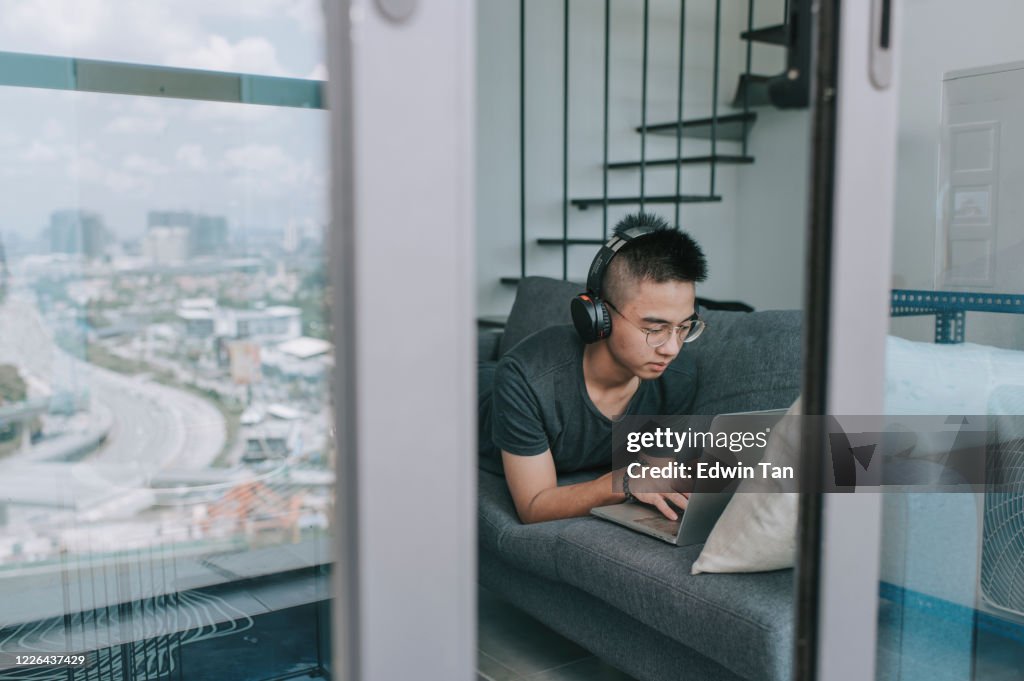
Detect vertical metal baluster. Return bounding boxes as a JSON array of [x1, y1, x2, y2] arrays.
[[171, 541, 183, 681], [639, 0, 650, 213], [60, 545, 74, 681], [117, 562, 135, 681], [710, 0, 721, 198], [136, 549, 151, 681], [601, 0, 610, 239], [562, 0, 570, 280], [519, 0, 527, 280], [674, 0, 687, 228], [742, 0, 754, 157]]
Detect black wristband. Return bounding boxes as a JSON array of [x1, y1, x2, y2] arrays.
[[622, 470, 636, 502]]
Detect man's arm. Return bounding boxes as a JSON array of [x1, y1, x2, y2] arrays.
[[502, 449, 689, 524]]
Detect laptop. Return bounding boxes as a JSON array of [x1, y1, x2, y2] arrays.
[[590, 409, 788, 545]]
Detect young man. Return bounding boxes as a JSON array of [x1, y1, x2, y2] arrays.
[[480, 212, 707, 524]]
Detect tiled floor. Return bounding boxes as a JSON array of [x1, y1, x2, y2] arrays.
[[477, 586, 637, 681]]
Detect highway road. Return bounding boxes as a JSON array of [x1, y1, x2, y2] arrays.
[[0, 294, 225, 509]]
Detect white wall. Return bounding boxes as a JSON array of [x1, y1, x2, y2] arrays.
[[734, 106, 810, 311], [476, 0, 804, 317]]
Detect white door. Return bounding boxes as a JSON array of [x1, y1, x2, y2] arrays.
[[938, 64, 1024, 299]]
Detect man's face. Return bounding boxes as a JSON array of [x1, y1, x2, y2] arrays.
[[606, 278, 697, 380]]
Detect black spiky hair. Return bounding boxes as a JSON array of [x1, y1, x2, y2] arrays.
[[603, 212, 708, 303]]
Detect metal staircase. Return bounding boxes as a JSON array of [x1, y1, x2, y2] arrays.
[[501, 0, 810, 294]]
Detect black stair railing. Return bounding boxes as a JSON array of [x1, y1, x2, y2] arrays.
[[673, 0, 687, 228], [561, 0, 570, 279], [508, 0, 806, 289], [742, 0, 754, 156], [639, 0, 650, 214], [602, 0, 611, 239], [518, 0, 526, 281]]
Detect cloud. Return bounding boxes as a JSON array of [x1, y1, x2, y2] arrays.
[[106, 116, 169, 135], [224, 143, 296, 174], [176, 144, 208, 170], [167, 35, 287, 77], [221, 143, 321, 196], [1, 0, 110, 48], [0, 1, 319, 78], [42, 118, 66, 140], [21, 142, 62, 163], [69, 155, 152, 194], [185, 100, 273, 124], [122, 154, 169, 175], [306, 63, 327, 81]]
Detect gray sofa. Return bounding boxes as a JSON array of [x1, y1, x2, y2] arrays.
[[478, 277, 803, 681]]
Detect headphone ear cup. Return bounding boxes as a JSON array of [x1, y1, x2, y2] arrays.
[[594, 299, 612, 340], [571, 294, 612, 344]]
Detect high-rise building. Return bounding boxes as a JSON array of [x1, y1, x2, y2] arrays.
[[147, 211, 228, 257], [47, 210, 111, 259], [144, 227, 190, 264]]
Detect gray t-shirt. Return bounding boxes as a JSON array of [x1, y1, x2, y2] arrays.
[[479, 324, 698, 475]]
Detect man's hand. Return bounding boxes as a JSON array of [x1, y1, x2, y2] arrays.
[[631, 491, 690, 521], [626, 454, 693, 520]]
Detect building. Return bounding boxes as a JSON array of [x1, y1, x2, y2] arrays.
[[143, 226, 189, 264], [148, 211, 228, 258], [47, 210, 111, 259], [177, 298, 217, 337], [176, 300, 302, 343]]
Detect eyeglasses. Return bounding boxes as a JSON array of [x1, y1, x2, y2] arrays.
[[606, 301, 706, 347]]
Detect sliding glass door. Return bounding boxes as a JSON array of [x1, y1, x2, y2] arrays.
[[806, 1, 1024, 679]]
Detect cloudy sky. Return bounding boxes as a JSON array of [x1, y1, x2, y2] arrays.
[[0, 0, 328, 245]]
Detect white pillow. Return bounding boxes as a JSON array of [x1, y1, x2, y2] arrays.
[[691, 398, 801, 575]]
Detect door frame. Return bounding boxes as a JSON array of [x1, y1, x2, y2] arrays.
[[326, 2, 478, 679]]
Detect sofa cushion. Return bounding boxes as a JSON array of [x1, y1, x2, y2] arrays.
[[499, 277, 581, 356], [478, 468, 598, 582], [685, 309, 802, 415], [692, 397, 802, 574], [478, 330, 502, 362], [497, 278, 802, 415], [554, 519, 794, 681]]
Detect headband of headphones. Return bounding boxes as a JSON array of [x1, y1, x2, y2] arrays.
[[584, 225, 658, 296]]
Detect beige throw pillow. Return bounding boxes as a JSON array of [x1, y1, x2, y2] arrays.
[[691, 398, 802, 575]]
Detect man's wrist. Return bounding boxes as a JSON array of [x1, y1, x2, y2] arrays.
[[622, 469, 636, 502]]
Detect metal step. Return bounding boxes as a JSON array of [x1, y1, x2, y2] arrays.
[[731, 73, 775, 108], [571, 194, 721, 210], [740, 23, 789, 46], [637, 112, 757, 142], [536, 237, 606, 246], [607, 155, 754, 170]]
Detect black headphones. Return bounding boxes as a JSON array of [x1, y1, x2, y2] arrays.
[[570, 225, 657, 343]]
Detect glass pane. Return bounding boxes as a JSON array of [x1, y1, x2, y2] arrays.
[[0, 0, 325, 78], [879, 1, 1024, 678], [0, 6, 332, 679], [475, 1, 809, 679]]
